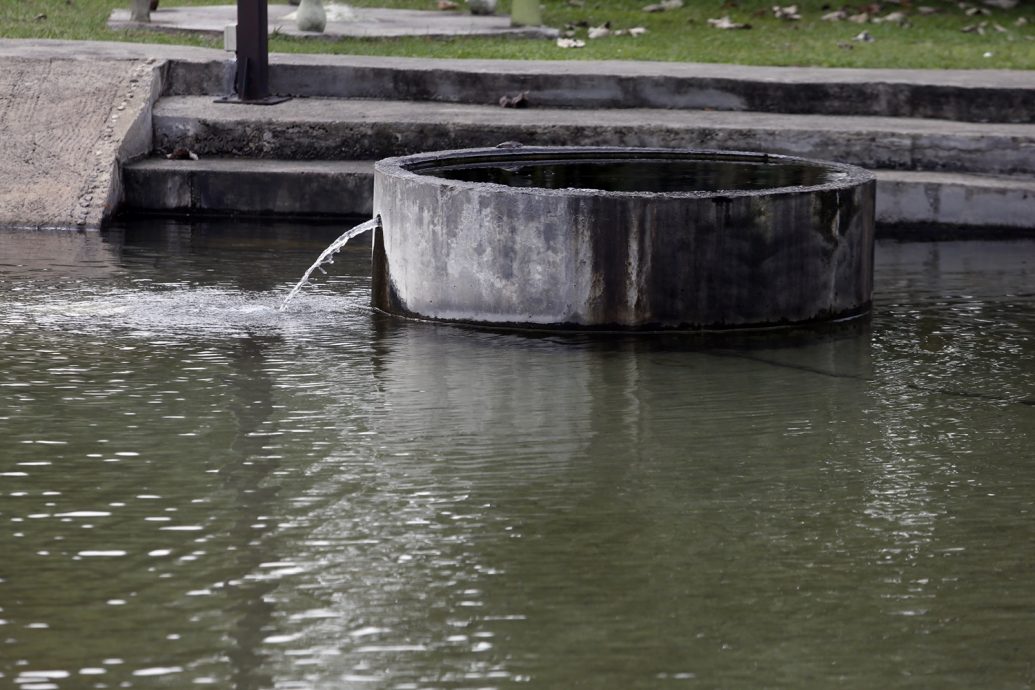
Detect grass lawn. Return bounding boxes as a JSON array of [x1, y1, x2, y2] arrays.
[[1, 0, 1033, 68]]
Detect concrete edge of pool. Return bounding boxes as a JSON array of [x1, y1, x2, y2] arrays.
[[372, 146, 876, 331]]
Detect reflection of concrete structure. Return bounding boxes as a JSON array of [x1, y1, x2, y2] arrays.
[[362, 319, 874, 482], [368, 321, 597, 473], [0, 230, 121, 275], [291, 319, 880, 687]]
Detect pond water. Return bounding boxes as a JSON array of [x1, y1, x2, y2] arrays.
[[1, 219, 1034, 690], [416, 155, 836, 193]]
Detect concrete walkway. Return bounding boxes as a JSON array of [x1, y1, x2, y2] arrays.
[[0, 53, 158, 229], [108, 4, 557, 39], [151, 96, 1034, 173], [0, 39, 1032, 233]]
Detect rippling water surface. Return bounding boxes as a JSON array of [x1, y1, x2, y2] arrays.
[[1, 220, 1033, 689]]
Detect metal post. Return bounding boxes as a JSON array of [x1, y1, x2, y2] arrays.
[[129, 0, 151, 23], [216, 0, 289, 105]]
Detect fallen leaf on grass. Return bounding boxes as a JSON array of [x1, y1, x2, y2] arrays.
[[853, 30, 875, 41], [437, 0, 458, 9], [588, 22, 611, 38], [772, 4, 801, 20], [822, 9, 848, 20], [962, 4, 992, 16], [848, 12, 870, 23], [917, 6, 941, 14], [873, 11, 909, 25], [643, 0, 682, 11], [707, 15, 751, 29], [1016, 16, 1029, 26], [556, 37, 586, 47], [961, 20, 987, 33], [982, 0, 1017, 8]]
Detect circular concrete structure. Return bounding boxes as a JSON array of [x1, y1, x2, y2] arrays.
[[372, 146, 875, 331]]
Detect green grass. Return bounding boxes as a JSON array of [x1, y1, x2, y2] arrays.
[[2, 0, 1034, 68]]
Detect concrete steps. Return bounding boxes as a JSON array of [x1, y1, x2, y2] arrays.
[[152, 96, 1035, 176], [123, 158, 374, 217], [1, 42, 1028, 232], [121, 156, 1035, 234], [119, 51, 1035, 234], [875, 170, 1035, 233], [164, 55, 1035, 124]]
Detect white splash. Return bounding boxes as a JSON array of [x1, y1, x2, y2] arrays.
[[280, 217, 379, 312]]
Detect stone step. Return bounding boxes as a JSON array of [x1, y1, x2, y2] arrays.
[[123, 158, 374, 217], [120, 156, 1035, 234], [152, 96, 1035, 177], [876, 170, 1035, 235], [164, 55, 1035, 124]]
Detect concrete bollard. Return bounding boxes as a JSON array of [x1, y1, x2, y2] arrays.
[[373, 147, 876, 331], [296, 0, 327, 32], [468, 0, 498, 15]]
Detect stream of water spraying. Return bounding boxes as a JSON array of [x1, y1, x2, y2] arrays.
[[279, 217, 379, 311]]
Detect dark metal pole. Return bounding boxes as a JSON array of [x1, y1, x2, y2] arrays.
[[237, 0, 267, 101], [218, 0, 288, 105]]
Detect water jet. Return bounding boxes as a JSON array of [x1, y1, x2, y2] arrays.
[[371, 146, 875, 331]]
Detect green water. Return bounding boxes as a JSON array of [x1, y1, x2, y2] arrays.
[[1, 220, 1034, 689]]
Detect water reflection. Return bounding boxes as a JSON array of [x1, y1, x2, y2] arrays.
[[421, 157, 834, 193], [0, 221, 1033, 689], [377, 329, 870, 685]]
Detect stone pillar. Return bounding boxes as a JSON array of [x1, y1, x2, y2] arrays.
[[295, 0, 327, 32]]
